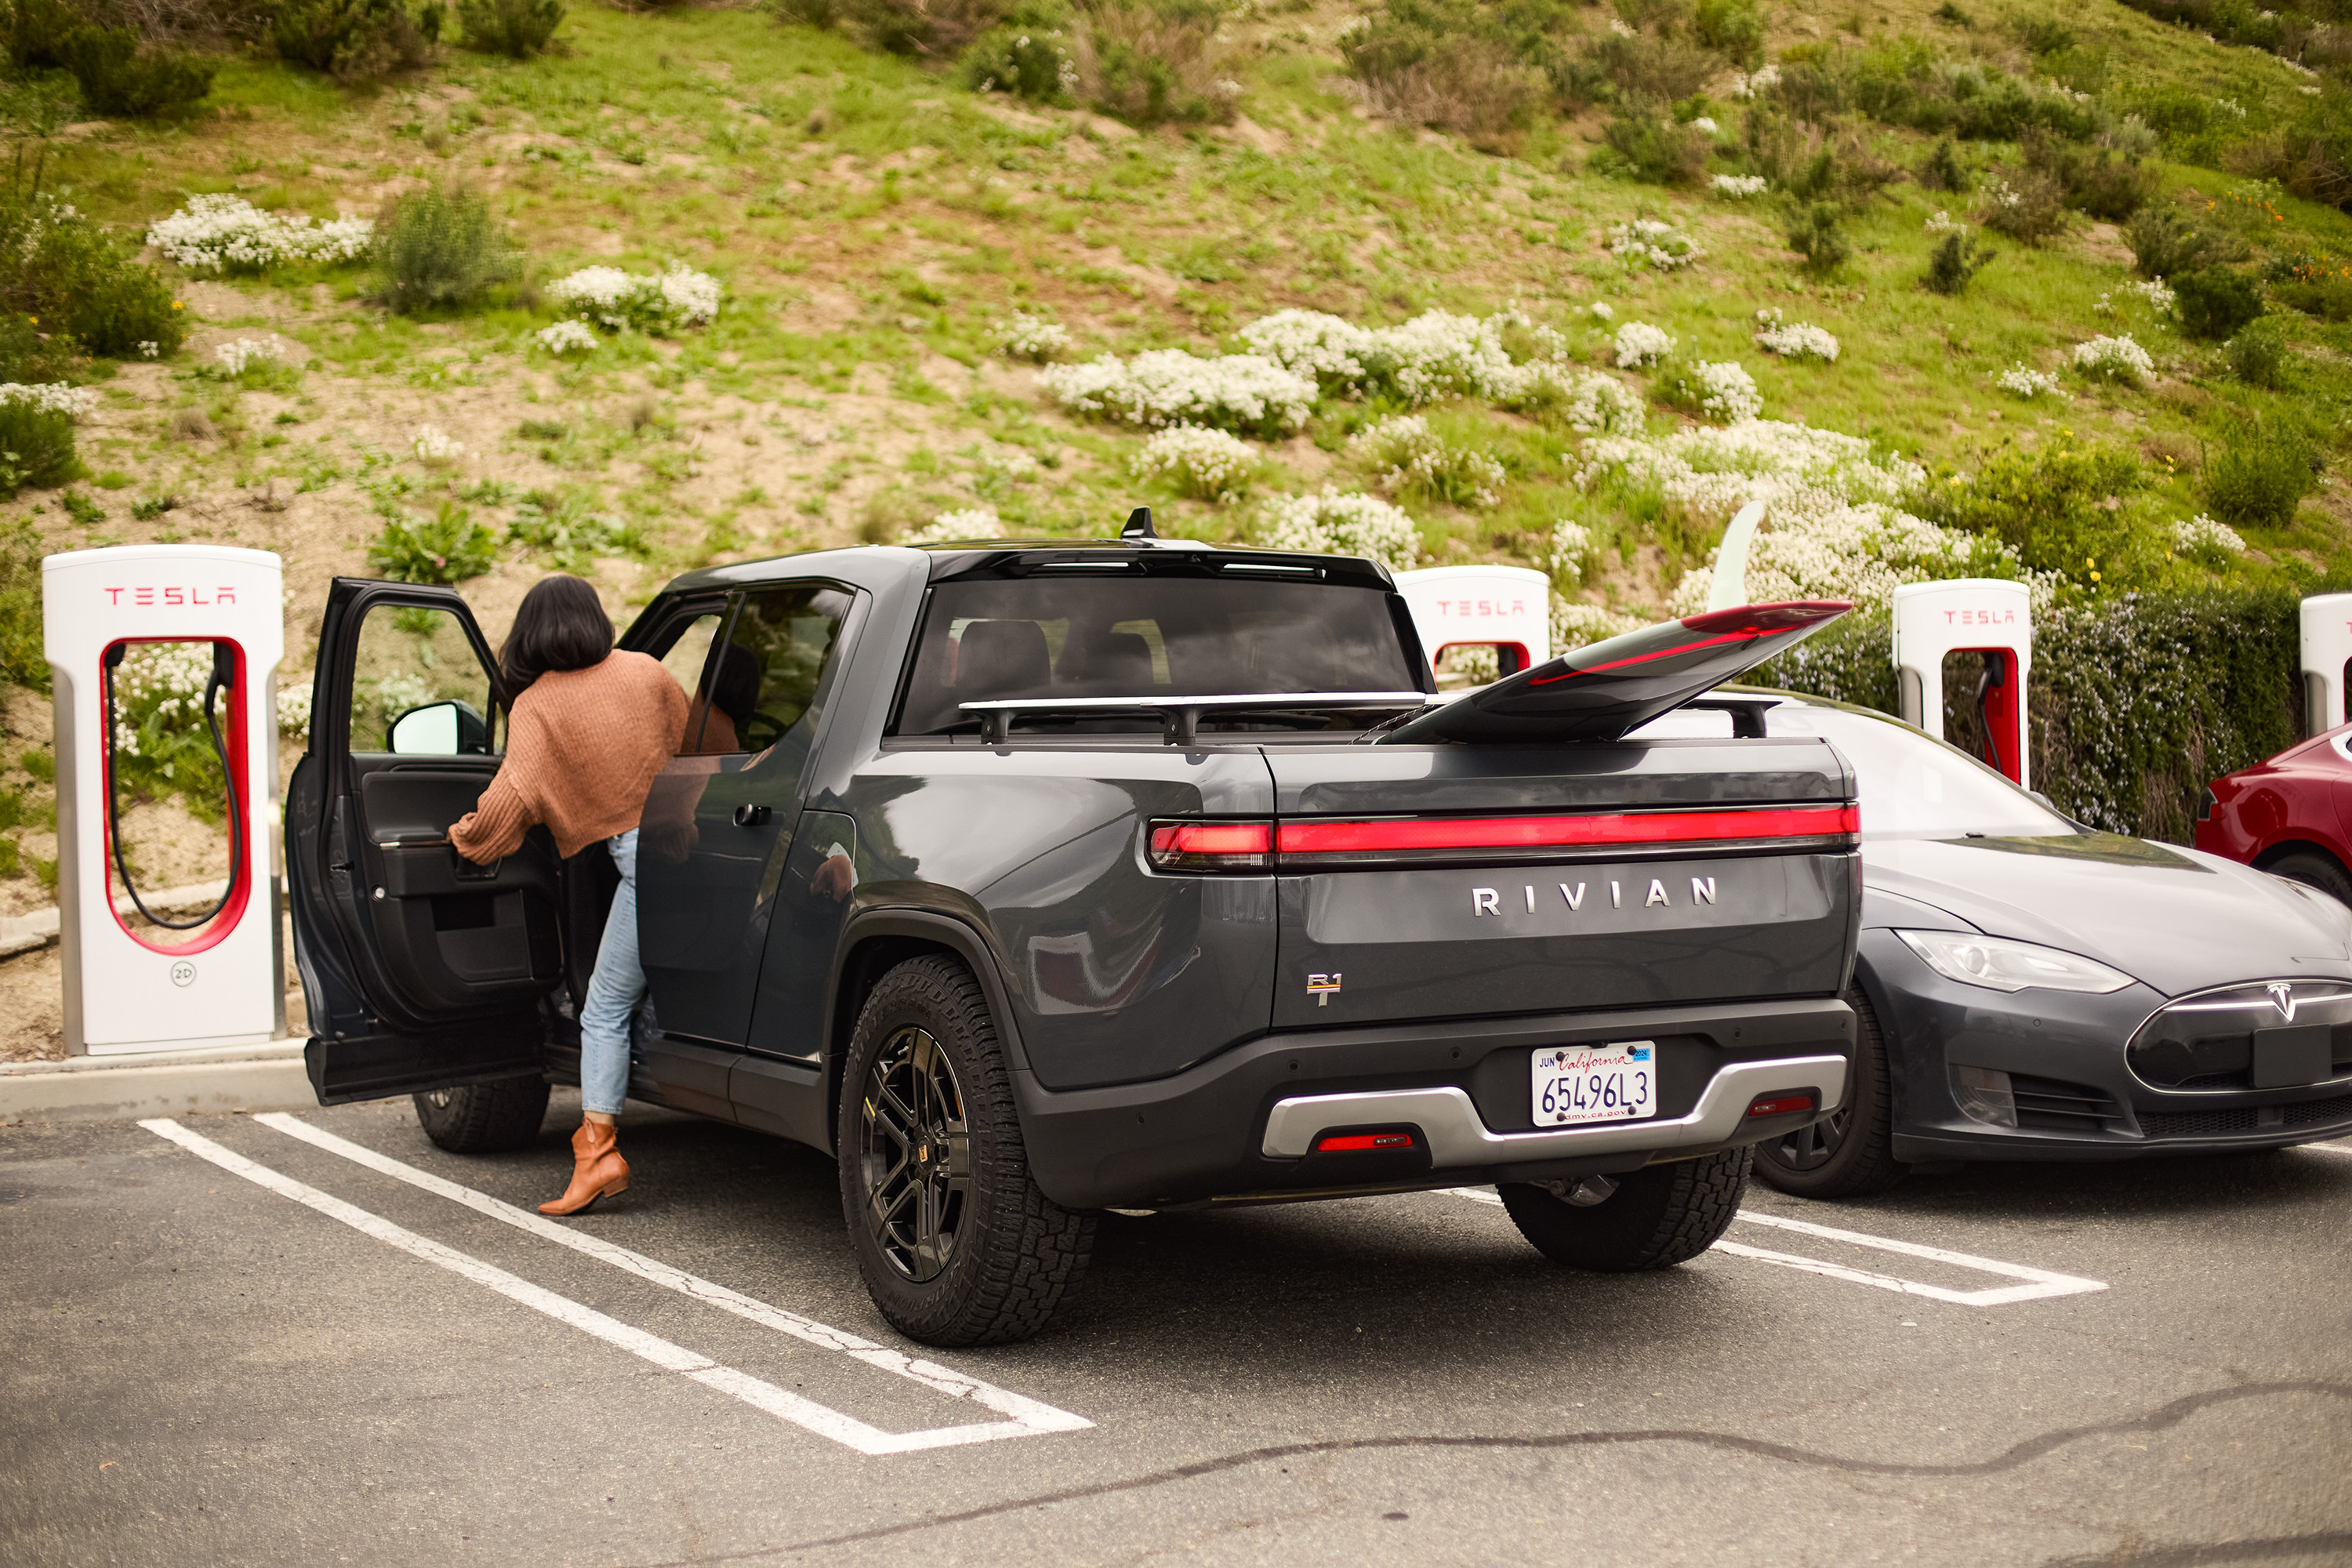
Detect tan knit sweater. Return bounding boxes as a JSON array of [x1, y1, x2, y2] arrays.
[[451, 651, 689, 862]]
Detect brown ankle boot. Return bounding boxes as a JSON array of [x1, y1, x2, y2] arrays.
[[539, 1119, 629, 1216]]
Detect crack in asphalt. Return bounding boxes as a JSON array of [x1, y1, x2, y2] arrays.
[[616, 1379, 2350, 1564]]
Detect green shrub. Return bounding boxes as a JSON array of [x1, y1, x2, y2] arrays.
[[372, 184, 515, 314], [1930, 0, 1970, 22], [2018, 15, 2074, 53], [0, 313, 65, 384], [367, 501, 498, 583], [1916, 440, 2147, 586], [1784, 202, 1849, 272], [811, 0, 1018, 57], [2, 0, 82, 67], [1597, 108, 1708, 185], [2023, 132, 2155, 222], [56, 27, 217, 117], [2225, 320, 2288, 387], [2172, 267, 2263, 341], [2201, 426, 2310, 528], [959, 23, 1072, 99], [0, 514, 42, 689], [1343, 0, 1585, 134], [1979, 169, 2065, 244], [1922, 230, 1994, 296], [2123, 205, 2232, 280], [1918, 136, 1969, 193], [457, 0, 562, 56], [1069, 0, 1235, 127], [1584, 27, 1715, 103], [1691, 0, 1761, 64], [60, 488, 103, 524], [506, 490, 644, 572], [272, 0, 430, 80], [0, 397, 78, 497], [0, 191, 186, 361]]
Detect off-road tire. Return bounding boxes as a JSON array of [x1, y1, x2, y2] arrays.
[[412, 1076, 550, 1154], [1499, 1147, 1750, 1271], [837, 956, 1094, 1347], [2264, 849, 2352, 910], [1751, 984, 1908, 1200]]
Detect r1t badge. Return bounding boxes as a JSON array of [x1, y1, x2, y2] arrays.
[[1306, 972, 1342, 1006]]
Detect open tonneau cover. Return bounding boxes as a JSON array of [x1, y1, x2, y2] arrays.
[[1382, 601, 1852, 746]]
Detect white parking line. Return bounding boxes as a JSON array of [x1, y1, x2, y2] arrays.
[[144, 1118, 1089, 1454], [1441, 1188, 2107, 1306]]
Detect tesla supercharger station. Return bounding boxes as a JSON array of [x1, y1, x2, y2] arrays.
[[1891, 578, 2034, 789], [2298, 593, 2352, 736], [44, 545, 285, 1055], [1394, 565, 1552, 677]]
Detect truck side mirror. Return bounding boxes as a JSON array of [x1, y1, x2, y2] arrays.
[[387, 700, 490, 757]]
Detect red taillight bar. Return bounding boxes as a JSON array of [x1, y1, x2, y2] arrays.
[[1150, 822, 1272, 857], [1276, 806, 1859, 856]]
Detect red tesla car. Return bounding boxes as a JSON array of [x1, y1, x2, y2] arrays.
[[2196, 727, 2352, 905]]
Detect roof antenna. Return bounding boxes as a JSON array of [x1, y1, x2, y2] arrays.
[[1121, 505, 1157, 540]]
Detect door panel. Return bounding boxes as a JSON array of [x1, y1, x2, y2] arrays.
[[293, 580, 558, 1103], [639, 582, 858, 1046], [744, 811, 858, 1063]]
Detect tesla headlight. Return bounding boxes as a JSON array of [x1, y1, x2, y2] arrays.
[[1895, 930, 2136, 995]]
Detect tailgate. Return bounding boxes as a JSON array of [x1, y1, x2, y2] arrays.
[[1266, 737, 1858, 1028]]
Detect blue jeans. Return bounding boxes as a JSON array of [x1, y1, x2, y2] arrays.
[[579, 829, 642, 1117]]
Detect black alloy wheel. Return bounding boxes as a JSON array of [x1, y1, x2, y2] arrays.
[[1750, 982, 1907, 1200], [837, 955, 1094, 1345], [858, 1024, 973, 1283]]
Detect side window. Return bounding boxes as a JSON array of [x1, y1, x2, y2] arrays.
[[658, 609, 731, 756], [349, 604, 495, 757], [706, 584, 852, 760]]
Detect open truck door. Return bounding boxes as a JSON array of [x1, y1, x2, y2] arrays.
[[289, 578, 565, 1106]]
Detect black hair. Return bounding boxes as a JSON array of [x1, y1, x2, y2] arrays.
[[499, 575, 612, 705]]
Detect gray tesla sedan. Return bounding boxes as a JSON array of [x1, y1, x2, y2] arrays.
[[1632, 689, 2352, 1197]]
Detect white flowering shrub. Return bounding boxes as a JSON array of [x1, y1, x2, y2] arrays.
[[1256, 488, 1421, 570], [1995, 363, 2069, 400], [1690, 116, 1719, 134], [1573, 418, 2034, 615], [1546, 369, 1649, 435], [1350, 415, 1507, 507], [1609, 220, 1704, 271], [1711, 173, 1769, 198], [1236, 307, 1581, 409], [201, 338, 292, 386], [1588, 301, 1615, 321], [906, 508, 1007, 544], [1729, 63, 1780, 98], [0, 383, 101, 419], [985, 448, 1039, 479], [1552, 597, 1649, 652], [1549, 519, 1595, 585], [1614, 321, 1675, 368], [1924, 209, 1966, 234], [1660, 359, 1763, 423], [993, 312, 1071, 362], [1037, 350, 1313, 437], [546, 265, 723, 334], [2172, 514, 2248, 561], [1131, 423, 1258, 502], [1751, 311, 1840, 362], [413, 425, 465, 463], [2073, 334, 2154, 384], [145, 194, 374, 274], [535, 321, 600, 354], [2125, 279, 2176, 311], [276, 682, 313, 742]]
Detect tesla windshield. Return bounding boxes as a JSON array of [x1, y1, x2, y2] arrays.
[[894, 575, 1420, 735], [1762, 705, 2075, 838]]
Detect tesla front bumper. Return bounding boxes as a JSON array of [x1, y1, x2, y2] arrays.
[[1865, 932, 2352, 1162]]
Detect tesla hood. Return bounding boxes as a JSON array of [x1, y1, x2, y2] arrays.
[[1383, 601, 1852, 746], [1863, 833, 2352, 996]]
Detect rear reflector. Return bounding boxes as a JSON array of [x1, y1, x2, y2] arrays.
[[1315, 1131, 1417, 1152], [1146, 819, 1272, 871], [1276, 806, 1860, 859], [1745, 1093, 1817, 1119]]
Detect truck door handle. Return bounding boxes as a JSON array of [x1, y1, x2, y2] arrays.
[[733, 804, 771, 828]]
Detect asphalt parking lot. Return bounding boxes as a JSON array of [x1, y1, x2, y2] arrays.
[[4, 1096, 2348, 1567]]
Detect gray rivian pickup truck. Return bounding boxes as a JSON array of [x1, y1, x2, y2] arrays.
[[289, 523, 1862, 1345]]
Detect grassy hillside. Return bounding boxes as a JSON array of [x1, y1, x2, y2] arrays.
[[2, 0, 2351, 917]]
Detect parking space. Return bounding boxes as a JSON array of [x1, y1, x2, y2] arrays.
[[5, 1101, 2350, 1566]]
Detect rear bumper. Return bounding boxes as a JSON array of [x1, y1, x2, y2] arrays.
[[1012, 995, 1856, 1210]]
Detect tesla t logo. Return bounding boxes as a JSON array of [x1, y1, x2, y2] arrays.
[[1306, 972, 1342, 1006], [2268, 982, 2299, 1023], [103, 586, 239, 607]]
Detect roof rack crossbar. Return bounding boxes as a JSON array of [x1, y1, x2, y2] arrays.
[[958, 691, 1429, 746]]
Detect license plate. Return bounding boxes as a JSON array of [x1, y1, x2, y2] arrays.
[[1532, 1041, 1657, 1126]]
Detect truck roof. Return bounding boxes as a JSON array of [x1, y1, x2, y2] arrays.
[[656, 538, 1400, 597]]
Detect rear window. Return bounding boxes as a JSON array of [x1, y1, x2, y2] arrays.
[[895, 575, 1420, 736]]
